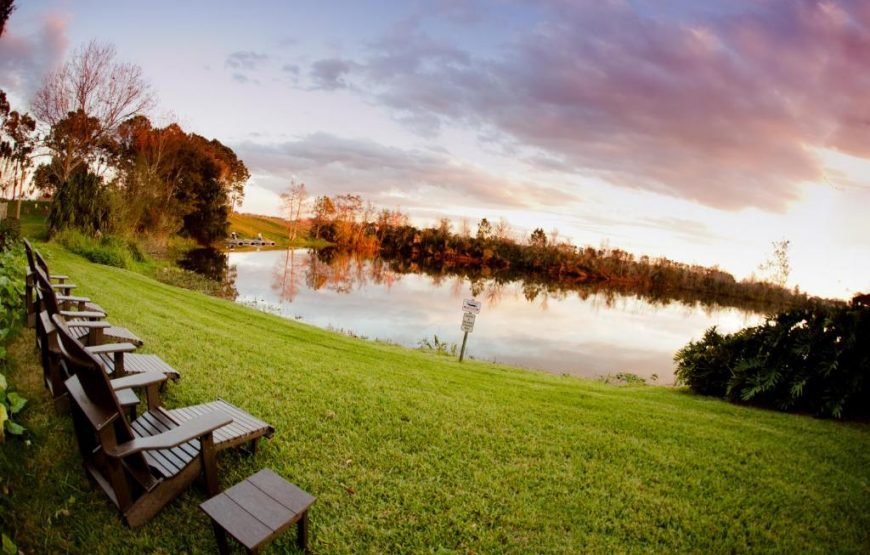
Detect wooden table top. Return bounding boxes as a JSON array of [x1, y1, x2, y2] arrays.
[[200, 468, 315, 551]]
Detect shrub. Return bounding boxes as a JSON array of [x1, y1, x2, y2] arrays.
[[0, 243, 27, 440], [54, 230, 146, 269], [48, 168, 113, 236], [675, 303, 869, 419], [0, 244, 25, 345], [0, 218, 20, 251]]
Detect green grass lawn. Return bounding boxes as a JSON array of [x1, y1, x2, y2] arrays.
[[2, 244, 869, 553]]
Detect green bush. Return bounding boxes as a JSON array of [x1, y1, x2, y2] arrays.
[[54, 230, 147, 269], [0, 244, 25, 345], [0, 218, 20, 251], [0, 243, 27, 440], [675, 303, 869, 418], [48, 168, 112, 236]]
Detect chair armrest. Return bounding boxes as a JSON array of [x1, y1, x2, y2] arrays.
[[86, 343, 137, 355], [110, 371, 169, 391], [105, 412, 233, 458], [50, 274, 70, 281], [50, 283, 76, 290], [57, 294, 92, 303], [67, 320, 111, 329], [60, 310, 106, 319]]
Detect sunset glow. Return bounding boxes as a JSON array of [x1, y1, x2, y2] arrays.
[[2, 0, 867, 298]]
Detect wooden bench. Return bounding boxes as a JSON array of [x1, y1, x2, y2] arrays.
[[201, 468, 315, 554]]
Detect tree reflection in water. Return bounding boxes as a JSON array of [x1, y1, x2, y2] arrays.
[[178, 247, 238, 299], [262, 247, 781, 315]]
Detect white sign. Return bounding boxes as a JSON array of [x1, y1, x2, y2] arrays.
[[462, 298, 482, 314], [461, 311, 476, 332]]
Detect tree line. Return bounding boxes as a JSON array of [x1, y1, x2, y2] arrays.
[[0, 29, 248, 245], [282, 192, 813, 312]]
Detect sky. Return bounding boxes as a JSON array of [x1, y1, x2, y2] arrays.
[[1, 0, 868, 299]]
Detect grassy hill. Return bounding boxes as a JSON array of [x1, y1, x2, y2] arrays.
[[2, 243, 868, 553], [228, 212, 296, 247]]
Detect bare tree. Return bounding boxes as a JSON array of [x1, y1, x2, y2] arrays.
[[459, 217, 471, 238], [32, 41, 155, 181], [494, 218, 513, 241], [280, 181, 307, 241], [758, 239, 791, 287]]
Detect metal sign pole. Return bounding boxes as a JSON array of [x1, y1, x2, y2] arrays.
[[458, 298, 480, 363]]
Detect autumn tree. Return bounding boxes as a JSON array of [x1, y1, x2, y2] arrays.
[[192, 134, 249, 211], [0, 0, 13, 37], [281, 180, 307, 240], [32, 41, 155, 182], [172, 137, 231, 244], [476, 217, 493, 242], [310, 195, 335, 239], [113, 116, 187, 236], [529, 228, 547, 249], [333, 193, 363, 245]]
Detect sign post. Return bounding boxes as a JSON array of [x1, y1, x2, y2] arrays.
[[458, 299, 482, 362]]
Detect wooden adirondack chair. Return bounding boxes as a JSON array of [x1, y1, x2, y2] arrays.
[[23, 239, 78, 327], [24, 240, 143, 345], [34, 247, 105, 313], [54, 313, 274, 528], [36, 308, 179, 414], [33, 265, 143, 347]]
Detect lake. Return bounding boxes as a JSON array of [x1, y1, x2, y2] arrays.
[[216, 248, 763, 384]]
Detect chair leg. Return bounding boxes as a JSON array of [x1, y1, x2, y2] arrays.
[[297, 511, 310, 554], [201, 434, 220, 496], [211, 521, 230, 555]]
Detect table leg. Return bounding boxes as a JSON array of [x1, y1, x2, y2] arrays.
[[212, 521, 230, 555], [297, 511, 309, 553]]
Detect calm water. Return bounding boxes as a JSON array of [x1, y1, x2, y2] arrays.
[[225, 249, 762, 384]]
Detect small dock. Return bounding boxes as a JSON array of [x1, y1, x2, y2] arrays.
[[227, 238, 277, 248]]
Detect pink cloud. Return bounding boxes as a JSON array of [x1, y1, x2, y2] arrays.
[[306, 0, 870, 211], [0, 11, 68, 102], [235, 133, 579, 210]]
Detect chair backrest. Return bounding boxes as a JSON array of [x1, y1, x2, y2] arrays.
[[35, 310, 63, 391], [33, 266, 61, 317], [52, 314, 157, 501], [34, 249, 52, 278], [53, 313, 127, 428], [22, 239, 36, 274]]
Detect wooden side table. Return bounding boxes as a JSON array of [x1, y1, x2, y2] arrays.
[[201, 468, 316, 554]]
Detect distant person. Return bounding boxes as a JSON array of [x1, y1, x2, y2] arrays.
[[231, 231, 238, 241], [257, 232, 263, 241]]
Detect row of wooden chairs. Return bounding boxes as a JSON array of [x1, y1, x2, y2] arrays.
[[23, 240, 275, 528]]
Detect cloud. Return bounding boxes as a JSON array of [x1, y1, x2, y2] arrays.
[[0, 12, 68, 102], [234, 133, 579, 211], [225, 50, 269, 70], [304, 0, 870, 211], [308, 58, 355, 90], [225, 50, 268, 84]]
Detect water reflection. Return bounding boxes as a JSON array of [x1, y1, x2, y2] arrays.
[[178, 247, 238, 299], [179, 248, 230, 281], [223, 248, 764, 383]]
